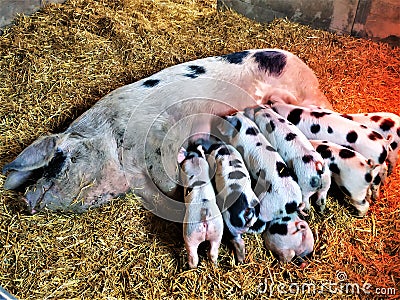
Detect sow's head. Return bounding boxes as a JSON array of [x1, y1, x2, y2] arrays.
[[2, 132, 129, 214]]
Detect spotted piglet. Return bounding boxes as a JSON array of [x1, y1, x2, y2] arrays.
[[244, 106, 328, 211], [339, 112, 400, 176], [310, 140, 380, 216], [206, 142, 259, 263], [177, 146, 224, 269], [271, 102, 392, 200], [216, 112, 314, 263]]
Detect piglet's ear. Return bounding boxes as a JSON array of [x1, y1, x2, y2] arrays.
[[243, 107, 255, 121], [216, 116, 238, 137], [177, 147, 187, 164]]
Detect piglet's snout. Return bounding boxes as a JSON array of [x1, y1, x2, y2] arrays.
[[244, 207, 256, 226], [310, 176, 321, 188]]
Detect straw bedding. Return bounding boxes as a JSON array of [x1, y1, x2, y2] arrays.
[[0, 0, 399, 299]]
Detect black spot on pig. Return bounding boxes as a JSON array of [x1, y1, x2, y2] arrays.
[[311, 111, 331, 118], [287, 108, 303, 125], [368, 131, 383, 141], [44, 150, 67, 179], [185, 65, 206, 79], [341, 114, 353, 120], [397, 127, 400, 137], [268, 223, 288, 235], [246, 127, 259, 135], [217, 146, 230, 157], [365, 173, 372, 183], [373, 174, 382, 185], [229, 159, 242, 168], [285, 201, 297, 214], [329, 163, 340, 175], [227, 192, 249, 227], [285, 132, 297, 141], [380, 119, 395, 131], [190, 181, 207, 188], [391, 141, 398, 150], [256, 142, 262, 146], [311, 124, 321, 134], [276, 162, 291, 177], [228, 171, 247, 180], [266, 145, 277, 152], [327, 126, 333, 134], [142, 79, 160, 88], [249, 218, 266, 233], [302, 155, 313, 163], [378, 146, 387, 164], [282, 216, 291, 222], [339, 148, 356, 159], [360, 125, 368, 129], [315, 144, 332, 159], [266, 120, 275, 133], [370, 115, 382, 122], [252, 51, 287, 76], [220, 51, 250, 64], [234, 119, 242, 135], [346, 131, 358, 143], [229, 183, 241, 190]]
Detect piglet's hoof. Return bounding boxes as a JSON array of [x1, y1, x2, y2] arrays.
[[297, 202, 309, 217]]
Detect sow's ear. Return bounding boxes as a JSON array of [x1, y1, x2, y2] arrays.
[[2, 134, 64, 189]]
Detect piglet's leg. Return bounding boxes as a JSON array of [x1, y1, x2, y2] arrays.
[[231, 235, 246, 263], [315, 189, 328, 213], [208, 240, 221, 267], [186, 244, 200, 269]]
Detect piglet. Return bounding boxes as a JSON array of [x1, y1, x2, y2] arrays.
[[178, 145, 223, 268], [244, 105, 328, 211], [310, 140, 380, 216], [339, 112, 400, 176], [206, 142, 259, 263]]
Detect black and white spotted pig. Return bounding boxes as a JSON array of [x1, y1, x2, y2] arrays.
[[310, 140, 380, 216], [244, 105, 328, 211], [177, 145, 223, 269], [205, 142, 259, 263], [270, 102, 392, 201], [216, 112, 314, 262], [3, 49, 332, 225], [339, 112, 400, 175]]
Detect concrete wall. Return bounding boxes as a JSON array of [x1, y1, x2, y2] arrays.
[[218, 0, 400, 42], [0, 0, 65, 28]]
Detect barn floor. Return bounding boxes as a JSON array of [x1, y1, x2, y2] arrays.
[[0, 0, 399, 299]]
